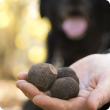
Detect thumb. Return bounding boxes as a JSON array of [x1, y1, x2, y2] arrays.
[[87, 83, 110, 110]]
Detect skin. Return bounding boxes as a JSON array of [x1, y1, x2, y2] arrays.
[[16, 54, 110, 110]]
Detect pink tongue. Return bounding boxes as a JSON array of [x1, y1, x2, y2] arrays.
[[62, 17, 88, 39]]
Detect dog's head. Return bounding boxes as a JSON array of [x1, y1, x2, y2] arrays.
[[40, 0, 110, 40]]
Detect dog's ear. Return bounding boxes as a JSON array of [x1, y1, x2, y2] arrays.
[[101, 0, 110, 31], [40, 0, 50, 17]]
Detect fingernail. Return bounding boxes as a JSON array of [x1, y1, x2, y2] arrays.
[[25, 92, 30, 98], [33, 95, 41, 101], [17, 72, 23, 79], [97, 100, 99, 109], [19, 83, 25, 90], [16, 81, 19, 88]]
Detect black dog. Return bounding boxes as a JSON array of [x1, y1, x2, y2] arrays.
[[42, 0, 110, 66], [23, 0, 110, 110]]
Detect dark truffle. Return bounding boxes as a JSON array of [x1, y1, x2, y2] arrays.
[[28, 63, 57, 92], [57, 67, 79, 84], [50, 77, 79, 100]]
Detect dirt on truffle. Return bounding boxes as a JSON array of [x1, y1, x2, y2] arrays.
[[50, 77, 79, 100], [28, 63, 58, 92], [57, 67, 79, 84]]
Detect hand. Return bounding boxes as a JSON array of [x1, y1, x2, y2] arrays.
[[16, 54, 110, 110]]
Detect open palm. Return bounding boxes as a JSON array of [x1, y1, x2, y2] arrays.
[[16, 54, 110, 110]]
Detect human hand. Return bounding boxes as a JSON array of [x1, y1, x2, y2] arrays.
[[16, 54, 110, 110]]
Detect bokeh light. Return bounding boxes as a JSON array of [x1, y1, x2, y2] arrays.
[[0, 0, 51, 109], [28, 45, 47, 63], [0, 12, 9, 28], [12, 64, 28, 79], [28, 0, 39, 18], [0, 0, 6, 9], [15, 34, 30, 50], [31, 17, 51, 41]]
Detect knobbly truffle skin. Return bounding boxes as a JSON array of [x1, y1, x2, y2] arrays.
[[50, 77, 79, 100], [28, 63, 58, 92], [57, 67, 79, 84]]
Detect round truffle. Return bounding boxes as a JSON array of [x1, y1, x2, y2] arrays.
[[57, 67, 79, 84], [50, 77, 79, 100], [28, 63, 57, 92]]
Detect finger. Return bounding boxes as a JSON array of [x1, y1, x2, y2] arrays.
[[18, 82, 45, 100], [69, 97, 87, 110], [17, 72, 28, 81], [33, 95, 71, 110], [87, 80, 110, 110], [16, 80, 27, 88]]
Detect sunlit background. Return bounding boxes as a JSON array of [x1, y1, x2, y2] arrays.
[[0, 0, 51, 109]]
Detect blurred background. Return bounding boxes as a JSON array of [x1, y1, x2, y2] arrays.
[[0, 0, 51, 109]]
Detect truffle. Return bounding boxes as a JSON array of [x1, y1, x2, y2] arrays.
[[57, 67, 79, 84], [50, 77, 79, 100], [28, 63, 57, 92]]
